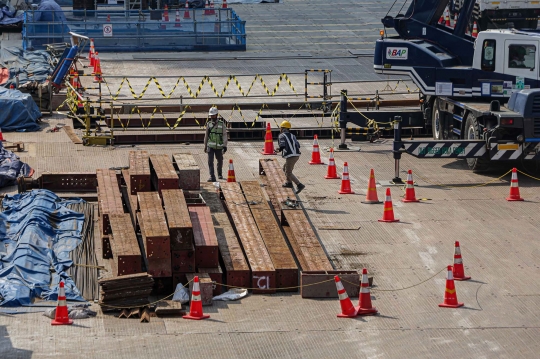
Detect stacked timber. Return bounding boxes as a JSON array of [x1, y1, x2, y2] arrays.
[[149, 154, 179, 195], [96, 169, 124, 259], [98, 273, 153, 310], [221, 182, 276, 294], [172, 153, 200, 190], [200, 183, 251, 290], [241, 181, 298, 291], [259, 159, 333, 272]]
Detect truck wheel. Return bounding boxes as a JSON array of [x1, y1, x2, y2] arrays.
[[432, 99, 446, 140], [464, 114, 489, 172]]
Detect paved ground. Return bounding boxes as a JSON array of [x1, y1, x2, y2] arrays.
[[2, 119, 540, 358]]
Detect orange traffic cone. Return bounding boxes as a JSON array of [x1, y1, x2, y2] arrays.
[[93, 52, 102, 83], [452, 241, 471, 281], [210, 0, 216, 15], [222, 0, 227, 8], [438, 12, 444, 25], [453, 13, 458, 29], [356, 268, 378, 315], [51, 281, 73, 325], [308, 135, 323, 164], [402, 170, 419, 202], [338, 162, 354, 194], [227, 159, 236, 182], [324, 148, 340, 179], [506, 168, 524, 201], [174, 9, 182, 27], [439, 265, 464, 308], [444, 7, 451, 27], [472, 21, 478, 38], [378, 188, 399, 222], [163, 4, 170, 21], [204, 0, 211, 15], [362, 169, 380, 204], [68, 68, 75, 86], [335, 275, 358, 318], [183, 276, 210, 320], [184, 0, 191, 19], [261, 123, 275, 155], [88, 38, 95, 67], [0, 128, 5, 141], [73, 73, 81, 90]]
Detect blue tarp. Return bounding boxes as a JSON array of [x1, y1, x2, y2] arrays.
[[0, 46, 52, 89], [0, 6, 23, 25], [0, 190, 86, 306], [0, 87, 42, 132], [0, 141, 33, 188]]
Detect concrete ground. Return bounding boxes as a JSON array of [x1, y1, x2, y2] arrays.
[[2, 120, 540, 358]]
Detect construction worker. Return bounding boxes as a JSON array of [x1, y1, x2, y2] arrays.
[[276, 120, 305, 194], [204, 106, 228, 182]]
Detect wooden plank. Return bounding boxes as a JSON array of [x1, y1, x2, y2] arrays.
[[188, 206, 219, 268], [96, 169, 124, 236], [109, 213, 142, 277], [221, 182, 276, 294], [63, 125, 83, 144], [199, 183, 251, 290], [172, 153, 200, 190], [129, 151, 151, 194], [161, 189, 193, 250], [137, 192, 171, 277], [259, 158, 333, 272], [149, 154, 179, 195], [241, 180, 298, 291]]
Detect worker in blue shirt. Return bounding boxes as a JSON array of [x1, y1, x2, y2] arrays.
[[276, 120, 305, 194]]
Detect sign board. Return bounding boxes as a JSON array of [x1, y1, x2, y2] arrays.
[[435, 82, 453, 96], [103, 24, 113, 37], [386, 47, 408, 60]]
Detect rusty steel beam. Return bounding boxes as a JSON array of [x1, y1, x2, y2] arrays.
[[149, 154, 179, 195], [189, 206, 219, 268], [199, 265, 224, 296], [138, 192, 172, 278], [161, 189, 193, 250], [241, 181, 299, 291], [221, 182, 276, 294], [129, 151, 151, 195], [96, 169, 124, 237], [120, 169, 139, 228], [259, 159, 333, 272], [172, 153, 201, 190], [199, 183, 251, 290], [114, 132, 206, 144], [39, 172, 97, 192], [109, 213, 143, 277]]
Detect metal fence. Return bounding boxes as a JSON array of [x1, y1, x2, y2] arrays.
[[23, 8, 246, 52]]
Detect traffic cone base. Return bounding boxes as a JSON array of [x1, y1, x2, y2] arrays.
[[183, 313, 210, 320], [506, 168, 524, 201], [261, 123, 275, 155], [325, 149, 340, 179], [335, 275, 358, 318], [378, 188, 399, 222], [439, 265, 464, 308], [51, 281, 73, 325], [309, 135, 324, 165], [338, 162, 354, 194]]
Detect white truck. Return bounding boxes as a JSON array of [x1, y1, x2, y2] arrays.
[[453, 0, 540, 30]]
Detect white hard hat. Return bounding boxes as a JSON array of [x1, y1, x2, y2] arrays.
[[209, 107, 218, 116]]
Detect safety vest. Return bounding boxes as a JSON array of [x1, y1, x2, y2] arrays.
[[207, 120, 224, 150]]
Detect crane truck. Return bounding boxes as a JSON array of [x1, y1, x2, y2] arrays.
[[338, 0, 540, 172]]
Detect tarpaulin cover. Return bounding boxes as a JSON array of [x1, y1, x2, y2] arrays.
[[0, 141, 33, 188], [0, 6, 23, 25], [0, 190, 86, 306], [0, 46, 52, 88], [0, 87, 42, 132]]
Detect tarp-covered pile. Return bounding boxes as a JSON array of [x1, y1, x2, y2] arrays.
[[0, 190, 86, 306], [0, 5, 23, 26], [0, 46, 52, 88], [0, 141, 34, 188], [0, 87, 42, 132]]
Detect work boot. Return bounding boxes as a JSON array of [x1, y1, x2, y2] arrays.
[[218, 175, 224, 180], [282, 182, 293, 188], [295, 183, 305, 194], [207, 177, 216, 182]]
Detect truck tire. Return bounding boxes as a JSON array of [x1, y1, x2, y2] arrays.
[[432, 98, 447, 140], [464, 114, 489, 172]]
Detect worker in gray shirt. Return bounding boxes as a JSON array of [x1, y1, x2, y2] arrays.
[[204, 106, 228, 182], [276, 120, 305, 194]]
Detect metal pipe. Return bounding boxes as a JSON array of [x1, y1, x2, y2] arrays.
[[392, 116, 403, 184]]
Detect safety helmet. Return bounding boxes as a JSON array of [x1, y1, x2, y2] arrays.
[[209, 106, 219, 116], [279, 120, 291, 129]]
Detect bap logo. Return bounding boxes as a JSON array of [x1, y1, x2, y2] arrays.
[[386, 47, 408, 60]]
